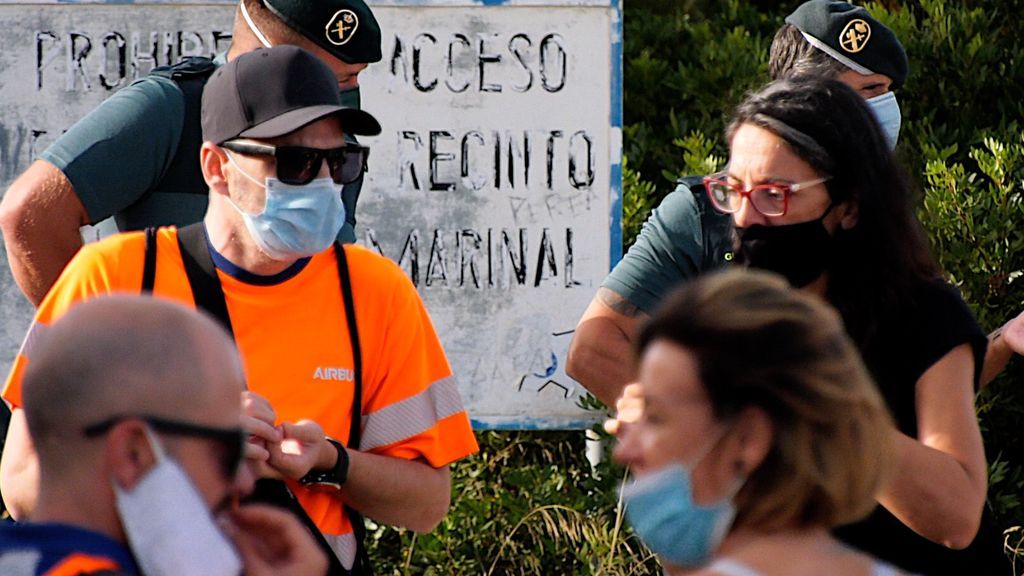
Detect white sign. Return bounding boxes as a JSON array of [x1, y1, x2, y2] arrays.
[[0, 0, 623, 429]]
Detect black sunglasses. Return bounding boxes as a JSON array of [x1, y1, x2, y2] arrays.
[[84, 415, 246, 479], [221, 140, 369, 186]]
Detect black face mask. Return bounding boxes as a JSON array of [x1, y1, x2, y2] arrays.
[[734, 206, 835, 288]]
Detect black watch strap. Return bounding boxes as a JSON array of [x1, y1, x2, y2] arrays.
[[299, 438, 349, 490]]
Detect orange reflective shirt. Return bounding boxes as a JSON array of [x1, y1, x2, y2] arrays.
[[4, 227, 479, 542]]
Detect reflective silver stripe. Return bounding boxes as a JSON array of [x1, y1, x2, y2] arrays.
[[360, 376, 466, 452], [324, 532, 358, 570], [17, 321, 48, 360], [0, 550, 42, 575], [799, 30, 875, 76]]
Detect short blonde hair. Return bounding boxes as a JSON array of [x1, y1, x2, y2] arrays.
[[638, 269, 894, 530]]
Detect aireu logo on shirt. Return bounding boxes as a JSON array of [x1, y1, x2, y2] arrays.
[[313, 367, 355, 382]]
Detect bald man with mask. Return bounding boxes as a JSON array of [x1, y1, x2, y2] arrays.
[[0, 296, 327, 576]]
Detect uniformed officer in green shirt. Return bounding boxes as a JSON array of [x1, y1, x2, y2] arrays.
[[0, 0, 382, 307]]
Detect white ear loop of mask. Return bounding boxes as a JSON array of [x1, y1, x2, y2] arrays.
[[223, 150, 269, 216], [106, 425, 166, 488], [239, 0, 273, 48], [684, 421, 733, 473], [142, 425, 167, 462], [224, 149, 266, 188]]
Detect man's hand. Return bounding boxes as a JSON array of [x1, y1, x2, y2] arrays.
[[241, 391, 282, 478], [224, 503, 328, 576], [267, 420, 331, 480], [1000, 310, 1024, 355], [603, 382, 643, 437], [980, 310, 1024, 387]]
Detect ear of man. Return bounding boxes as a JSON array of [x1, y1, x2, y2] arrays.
[[106, 421, 160, 491], [200, 143, 231, 194]]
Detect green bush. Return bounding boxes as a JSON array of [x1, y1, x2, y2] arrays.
[[364, 1, 1023, 573], [920, 133, 1024, 540], [623, 0, 782, 206], [895, 8, 1024, 560], [367, 431, 657, 575]]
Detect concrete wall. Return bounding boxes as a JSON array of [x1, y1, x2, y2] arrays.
[[0, 0, 623, 429]]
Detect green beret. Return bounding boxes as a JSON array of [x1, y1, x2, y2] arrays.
[[264, 0, 382, 64], [785, 0, 908, 89]]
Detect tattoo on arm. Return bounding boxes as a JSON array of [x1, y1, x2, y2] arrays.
[[597, 288, 642, 318]]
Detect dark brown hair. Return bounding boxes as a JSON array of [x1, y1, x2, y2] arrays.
[[639, 269, 894, 530], [726, 76, 940, 349], [768, 24, 848, 81]]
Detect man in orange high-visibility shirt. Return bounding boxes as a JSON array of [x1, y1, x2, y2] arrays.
[[2, 46, 478, 575]]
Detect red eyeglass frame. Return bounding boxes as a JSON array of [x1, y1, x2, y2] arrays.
[[702, 172, 831, 217]]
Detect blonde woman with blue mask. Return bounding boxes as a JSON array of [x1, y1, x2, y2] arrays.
[[613, 269, 907, 576]]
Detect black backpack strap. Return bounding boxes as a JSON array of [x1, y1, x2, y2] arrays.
[[248, 479, 350, 575], [149, 56, 217, 82], [332, 243, 373, 576], [142, 227, 158, 293], [116, 58, 217, 230], [175, 223, 234, 336], [334, 243, 363, 449], [148, 57, 217, 198]]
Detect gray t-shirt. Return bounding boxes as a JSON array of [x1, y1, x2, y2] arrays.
[[42, 73, 198, 227], [602, 178, 734, 313]]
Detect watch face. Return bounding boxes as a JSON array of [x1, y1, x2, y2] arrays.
[[303, 480, 343, 493]]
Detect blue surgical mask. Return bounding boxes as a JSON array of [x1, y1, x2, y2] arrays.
[[226, 151, 346, 261], [866, 91, 901, 150], [621, 430, 742, 568]]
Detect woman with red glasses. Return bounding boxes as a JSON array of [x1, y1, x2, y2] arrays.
[[687, 76, 1008, 575]]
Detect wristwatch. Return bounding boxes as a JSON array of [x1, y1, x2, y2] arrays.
[[299, 438, 349, 491]]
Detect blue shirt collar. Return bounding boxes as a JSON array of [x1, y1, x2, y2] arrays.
[[203, 225, 310, 286], [0, 521, 140, 575]]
